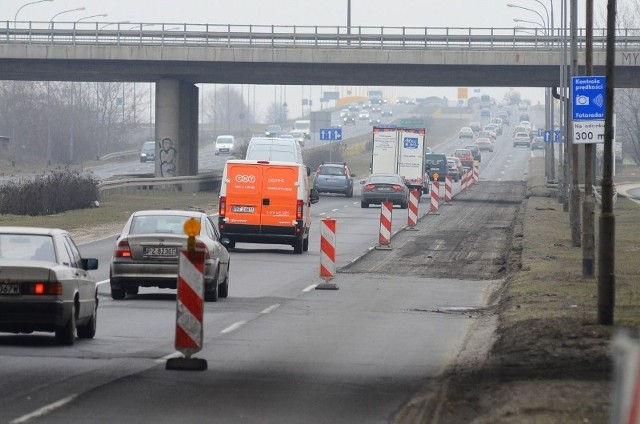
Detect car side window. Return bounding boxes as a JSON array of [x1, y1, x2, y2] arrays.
[[58, 238, 74, 267], [203, 218, 216, 241], [63, 236, 82, 268]]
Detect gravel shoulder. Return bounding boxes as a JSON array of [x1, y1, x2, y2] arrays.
[[393, 158, 640, 424]]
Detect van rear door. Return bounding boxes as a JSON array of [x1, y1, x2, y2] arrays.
[[261, 165, 300, 228], [224, 162, 263, 228]]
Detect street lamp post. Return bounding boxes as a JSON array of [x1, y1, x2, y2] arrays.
[[75, 13, 107, 25], [14, 0, 54, 27], [509, 2, 554, 179], [49, 7, 85, 29], [100, 21, 129, 30]]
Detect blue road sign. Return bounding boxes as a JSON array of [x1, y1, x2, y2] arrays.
[[544, 130, 561, 143], [572, 76, 606, 120], [319, 128, 343, 141]]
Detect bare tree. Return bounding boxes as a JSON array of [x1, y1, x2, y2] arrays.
[[205, 85, 254, 137]]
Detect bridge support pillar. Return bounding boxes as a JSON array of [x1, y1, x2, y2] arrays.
[[155, 79, 199, 177]]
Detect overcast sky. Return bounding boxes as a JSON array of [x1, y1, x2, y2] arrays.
[[1, 0, 611, 121]]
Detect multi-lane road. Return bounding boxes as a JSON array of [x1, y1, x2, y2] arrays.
[[0, 106, 542, 423]]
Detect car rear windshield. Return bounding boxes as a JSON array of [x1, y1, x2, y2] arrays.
[[319, 166, 345, 176], [0, 234, 56, 262], [369, 175, 402, 184], [131, 215, 195, 235]]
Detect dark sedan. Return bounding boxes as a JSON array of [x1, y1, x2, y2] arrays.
[[360, 173, 410, 209]]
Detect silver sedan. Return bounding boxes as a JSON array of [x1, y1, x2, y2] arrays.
[[109, 210, 230, 302], [0, 227, 99, 345]]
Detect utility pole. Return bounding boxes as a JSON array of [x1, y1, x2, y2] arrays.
[[569, 0, 582, 247], [598, 0, 617, 325], [582, 0, 595, 277]]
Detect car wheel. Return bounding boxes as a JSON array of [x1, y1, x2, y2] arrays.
[[126, 286, 139, 295], [361, 200, 369, 208], [400, 200, 409, 209], [293, 238, 304, 254], [303, 236, 309, 252], [55, 302, 76, 346], [345, 186, 353, 198], [218, 270, 229, 298], [77, 296, 97, 339], [205, 268, 220, 302]]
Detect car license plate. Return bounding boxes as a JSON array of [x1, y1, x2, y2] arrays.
[[0, 283, 19, 295], [231, 205, 255, 213], [377, 187, 391, 191], [143, 247, 178, 257]]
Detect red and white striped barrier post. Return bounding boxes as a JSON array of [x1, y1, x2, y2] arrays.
[[430, 181, 440, 213], [444, 176, 453, 203], [462, 169, 470, 191], [376, 201, 393, 250], [166, 218, 207, 371], [473, 165, 480, 184], [317, 218, 338, 290], [406, 189, 419, 230]]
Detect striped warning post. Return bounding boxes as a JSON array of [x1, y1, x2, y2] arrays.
[[430, 181, 440, 212], [444, 176, 453, 203], [462, 169, 470, 191], [319, 218, 336, 278], [406, 189, 419, 228], [377, 201, 393, 249], [167, 249, 207, 370], [473, 166, 480, 184]]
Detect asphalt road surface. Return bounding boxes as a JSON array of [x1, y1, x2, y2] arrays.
[[0, 105, 534, 423]]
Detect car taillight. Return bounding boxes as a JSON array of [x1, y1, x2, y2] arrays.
[[363, 184, 375, 190], [21, 282, 63, 295], [195, 241, 211, 259], [219, 196, 226, 218], [392, 185, 405, 191], [114, 240, 132, 258], [296, 200, 303, 220]]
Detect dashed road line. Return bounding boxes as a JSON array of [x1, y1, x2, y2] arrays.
[[261, 304, 280, 314], [221, 321, 247, 334], [11, 395, 78, 424]]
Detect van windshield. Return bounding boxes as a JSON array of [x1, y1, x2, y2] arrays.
[[246, 147, 296, 162]]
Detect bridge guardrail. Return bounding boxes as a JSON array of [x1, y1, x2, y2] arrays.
[[2, 22, 640, 51], [98, 171, 222, 196]]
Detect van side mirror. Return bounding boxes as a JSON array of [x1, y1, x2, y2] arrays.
[[310, 188, 320, 204], [306, 166, 312, 177]]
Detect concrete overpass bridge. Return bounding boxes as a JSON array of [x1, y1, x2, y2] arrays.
[[1, 22, 638, 175]]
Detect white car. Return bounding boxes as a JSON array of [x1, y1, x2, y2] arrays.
[[214, 135, 235, 155], [0, 227, 99, 345], [458, 126, 475, 141]]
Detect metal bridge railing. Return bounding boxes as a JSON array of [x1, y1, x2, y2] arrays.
[[2, 21, 640, 51]]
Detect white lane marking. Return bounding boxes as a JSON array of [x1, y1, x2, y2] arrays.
[[303, 284, 317, 292], [319, 212, 327, 216], [331, 208, 339, 212], [96, 279, 110, 286], [261, 304, 280, 314], [221, 321, 247, 334], [11, 395, 78, 424], [155, 351, 182, 364]]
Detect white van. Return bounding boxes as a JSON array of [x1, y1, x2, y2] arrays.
[[214, 135, 235, 155], [245, 137, 304, 164], [290, 120, 311, 146]]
